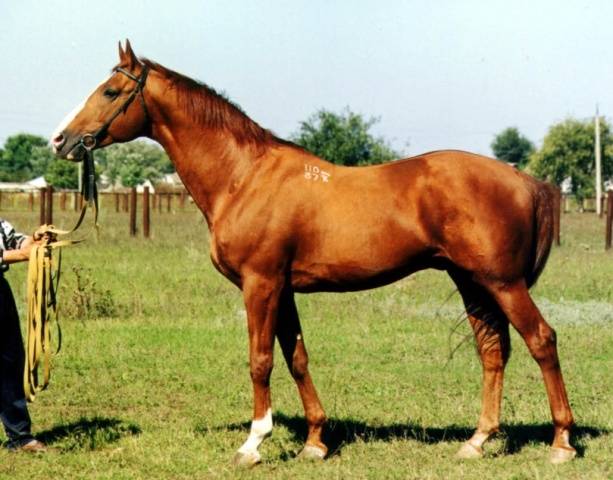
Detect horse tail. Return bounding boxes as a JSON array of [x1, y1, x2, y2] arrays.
[[526, 181, 555, 289]]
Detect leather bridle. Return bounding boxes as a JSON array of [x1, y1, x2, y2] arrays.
[[78, 65, 150, 152], [64, 65, 149, 204]]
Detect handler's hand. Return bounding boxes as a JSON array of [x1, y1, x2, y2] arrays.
[[33, 226, 56, 243], [1, 236, 45, 264]]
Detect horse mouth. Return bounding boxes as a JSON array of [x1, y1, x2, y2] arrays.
[[54, 139, 86, 161], [66, 146, 86, 161]]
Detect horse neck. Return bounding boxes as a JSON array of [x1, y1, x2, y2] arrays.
[[145, 87, 262, 226]]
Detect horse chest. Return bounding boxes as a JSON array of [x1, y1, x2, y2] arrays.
[[209, 234, 242, 285]]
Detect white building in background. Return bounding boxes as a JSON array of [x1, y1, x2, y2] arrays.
[[0, 182, 38, 191], [560, 177, 572, 194], [27, 176, 48, 188], [161, 172, 182, 186], [97, 172, 184, 193], [0, 176, 47, 191], [135, 179, 155, 193]]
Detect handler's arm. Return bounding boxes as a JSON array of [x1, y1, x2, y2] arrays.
[[0, 236, 35, 264]]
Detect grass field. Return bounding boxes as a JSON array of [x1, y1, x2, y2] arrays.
[[0, 199, 611, 479]]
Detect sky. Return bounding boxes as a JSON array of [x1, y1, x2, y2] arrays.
[[1, 0, 612, 157]]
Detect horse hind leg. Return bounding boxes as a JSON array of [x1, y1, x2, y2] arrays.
[[451, 274, 511, 459], [276, 289, 327, 460], [482, 279, 576, 464]]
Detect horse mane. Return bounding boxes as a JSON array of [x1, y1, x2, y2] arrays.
[[141, 59, 294, 148]]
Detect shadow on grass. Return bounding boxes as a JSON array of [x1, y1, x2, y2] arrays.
[[37, 416, 141, 451], [213, 413, 608, 458]]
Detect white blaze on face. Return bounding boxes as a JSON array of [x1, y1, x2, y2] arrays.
[[51, 75, 113, 154]]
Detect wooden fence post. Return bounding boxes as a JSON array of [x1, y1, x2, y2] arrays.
[[552, 186, 561, 246], [143, 187, 150, 238], [166, 193, 172, 212], [28, 192, 34, 212], [115, 193, 120, 213], [180, 191, 186, 209], [39, 188, 46, 225], [60, 191, 67, 211], [45, 186, 54, 225], [129, 187, 137, 236], [606, 190, 613, 251]]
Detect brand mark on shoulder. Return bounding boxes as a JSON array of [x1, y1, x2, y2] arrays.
[[304, 164, 330, 183]]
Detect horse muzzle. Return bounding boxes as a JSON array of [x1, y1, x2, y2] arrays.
[[51, 130, 89, 161]]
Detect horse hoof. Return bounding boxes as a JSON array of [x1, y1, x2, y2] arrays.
[[232, 450, 261, 468], [456, 442, 483, 459], [550, 447, 576, 464], [298, 444, 327, 461]]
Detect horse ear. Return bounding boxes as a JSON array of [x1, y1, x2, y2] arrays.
[[118, 41, 126, 61], [124, 39, 139, 68]]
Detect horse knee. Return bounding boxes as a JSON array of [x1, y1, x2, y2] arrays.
[[250, 351, 273, 383]]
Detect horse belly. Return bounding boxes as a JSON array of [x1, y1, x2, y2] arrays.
[[290, 225, 429, 292]]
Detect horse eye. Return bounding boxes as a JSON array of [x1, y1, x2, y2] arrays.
[[103, 88, 119, 99]]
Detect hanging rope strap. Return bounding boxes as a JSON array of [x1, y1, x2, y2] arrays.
[[24, 234, 60, 401], [23, 149, 97, 402]]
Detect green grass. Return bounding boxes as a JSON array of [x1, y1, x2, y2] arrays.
[[0, 199, 611, 479]]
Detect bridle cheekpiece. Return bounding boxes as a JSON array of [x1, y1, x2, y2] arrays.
[[78, 65, 150, 152]]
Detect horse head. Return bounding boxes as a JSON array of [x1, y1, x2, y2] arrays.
[[51, 40, 149, 160]]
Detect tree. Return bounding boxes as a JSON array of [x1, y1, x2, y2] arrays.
[[96, 141, 173, 188], [528, 118, 613, 200], [491, 127, 534, 168], [0, 133, 50, 181], [291, 108, 399, 166], [45, 157, 79, 189], [30, 145, 55, 178]]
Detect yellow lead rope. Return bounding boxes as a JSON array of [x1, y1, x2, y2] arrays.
[[24, 238, 59, 401], [24, 152, 99, 401]]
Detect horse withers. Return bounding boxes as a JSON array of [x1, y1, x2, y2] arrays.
[[51, 40, 576, 466]]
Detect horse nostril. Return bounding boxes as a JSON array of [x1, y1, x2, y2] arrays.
[[52, 134, 66, 149]]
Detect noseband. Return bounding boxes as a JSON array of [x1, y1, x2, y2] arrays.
[[79, 65, 150, 151]]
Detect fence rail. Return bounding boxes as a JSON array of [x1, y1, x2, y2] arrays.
[[0, 188, 611, 248], [0, 188, 191, 239]]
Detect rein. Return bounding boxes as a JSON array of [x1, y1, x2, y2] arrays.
[[23, 67, 149, 401]]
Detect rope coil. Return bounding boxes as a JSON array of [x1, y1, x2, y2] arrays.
[[23, 149, 97, 402], [24, 235, 61, 401]]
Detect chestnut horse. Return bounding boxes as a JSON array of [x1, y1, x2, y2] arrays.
[[51, 41, 575, 465]]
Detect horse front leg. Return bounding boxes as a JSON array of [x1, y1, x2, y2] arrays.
[[276, 289, 327, 460], [233, 274, 283, 467]]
